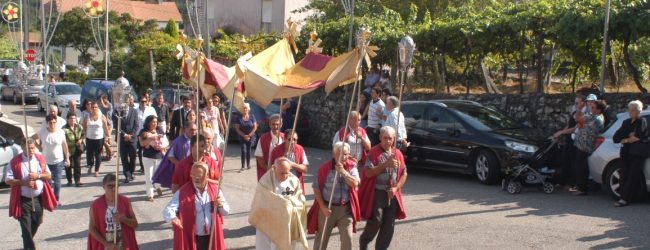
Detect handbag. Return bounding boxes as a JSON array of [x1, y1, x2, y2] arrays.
[[628, 141, 650, 158], [74, 125, 86, 154]]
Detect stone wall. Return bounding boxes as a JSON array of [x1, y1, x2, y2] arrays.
[[299, 88, 650, 149]]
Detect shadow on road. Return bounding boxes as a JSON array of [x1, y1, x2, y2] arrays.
[[404, 167, 650, 249]]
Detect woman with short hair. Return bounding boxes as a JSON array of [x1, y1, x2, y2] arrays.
[[613, 100, 649, 207], [63, 112, 84, 187], [235, 103, 257, 171]]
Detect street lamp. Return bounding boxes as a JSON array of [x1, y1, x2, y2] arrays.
[[398, 35, 416, 72], [109, 71, 130, 245]]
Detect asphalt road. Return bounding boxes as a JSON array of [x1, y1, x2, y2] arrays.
[[1, 100, 649, 250]]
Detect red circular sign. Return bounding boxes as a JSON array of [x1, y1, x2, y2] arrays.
[[25, 49, 36, 62]]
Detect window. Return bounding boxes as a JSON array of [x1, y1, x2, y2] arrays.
[[425, 107, 457, 132], [261, 0, 272, 32], [402, 104, 426, 130]]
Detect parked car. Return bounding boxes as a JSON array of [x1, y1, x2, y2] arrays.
[[37, 82, 82, 112], [400, 100, 546, 184], [0, 80, 18, 101], [2, 78, 44, 104], [226, 100, 311, 146], [80, 79, 139, 107], [0, 135, 23, 188], [587, 110, 650, 199], [150, 84, 193, 110]]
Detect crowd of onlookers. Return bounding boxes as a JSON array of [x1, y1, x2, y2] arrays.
[[552, 93, 648, 207]]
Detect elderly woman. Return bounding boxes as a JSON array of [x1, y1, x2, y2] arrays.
[[235, 103, 257, 171], [612, 100, 649, 207]]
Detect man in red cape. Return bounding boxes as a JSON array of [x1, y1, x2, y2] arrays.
[[270, 129, 308, 192], [358, 126, 408, 250], [172, 135, 220, 194], [332, 111, 371, 165], [255, 114, 284, 180], [164, 162, 229, 250], [6, 139, 57, 250], [88, 173, 139, 250], [307, 142, 361, 250]]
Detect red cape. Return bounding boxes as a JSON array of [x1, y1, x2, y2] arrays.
[[270, 142, 306, 192], [307, 159, 361, 234], [172, 154, 220, 187], [256, 132, 285, 181], [336, 126, 368, 164], [87, 195, 139, 250], [9, 153, 57, 219], [173, 183, 226, 250], [358, 145, 406, 221]]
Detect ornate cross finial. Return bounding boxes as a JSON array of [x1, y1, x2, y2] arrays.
[[284, 17, 299, 54]]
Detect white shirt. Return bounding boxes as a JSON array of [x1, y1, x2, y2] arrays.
[[203, 107, 221, 135], [384, 108, 407, 141], [254, 133, 283, 159], [368, 99, 385, 128], [6, 154, 52, 197], [38, 127, 66, 164], [332, 126, 369, 161], [136, 106, 158, 133], [163, 187, 229, 236]]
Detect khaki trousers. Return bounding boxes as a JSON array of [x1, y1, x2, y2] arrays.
[[313, 204, 353, 250]]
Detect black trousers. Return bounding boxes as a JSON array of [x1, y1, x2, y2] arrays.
[[359, 190, 397, 250], [195, 235, 210, 250], [86, 138, 104, 172], [367, 127, 381, 146], [559, 142, 576, 186], [65, 152, 82, 184], [620, 156, 647, 202], [19, 196, 43, 250], [120, 142, 137, 179], [574, 149, 591, 192]]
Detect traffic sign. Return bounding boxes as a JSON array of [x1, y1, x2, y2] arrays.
[[25, 49, 35, 62]]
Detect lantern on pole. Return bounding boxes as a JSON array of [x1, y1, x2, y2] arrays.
[[398, 35, 416, 72], [109, 71, 130, 244]]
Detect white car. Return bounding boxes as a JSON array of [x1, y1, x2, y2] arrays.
[[0, 135, 23, 186], [37, 82, 82, 113], [588, 110, 650, 199]]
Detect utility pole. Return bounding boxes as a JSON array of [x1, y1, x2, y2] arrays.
[[104, 0, 109, 80], [41, 0, 47, 76], [23, 0, 29, 54], [201, 0, 210, 57], [599, 0, 612, 94]]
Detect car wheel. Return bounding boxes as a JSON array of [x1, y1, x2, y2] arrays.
[[474, 150, 500, 184], [604, 161, 622, 199]]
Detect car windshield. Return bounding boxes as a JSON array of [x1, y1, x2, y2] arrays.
[[55, 85, 81, 95], [446, 103, 521, 131], [28, 79, 44, 86]]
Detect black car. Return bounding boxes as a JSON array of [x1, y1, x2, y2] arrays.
[[401, 100, 546, 184]]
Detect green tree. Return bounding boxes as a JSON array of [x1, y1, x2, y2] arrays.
[[50, 8, 96, 63], [164, 19, 179, 38], [0, 36, 19, 59], [125, 31, 180, 91]]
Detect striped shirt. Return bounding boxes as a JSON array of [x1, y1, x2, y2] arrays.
[[367, 99, 385, 128]]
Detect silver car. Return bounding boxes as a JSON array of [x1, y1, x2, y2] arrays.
[[587, 110, 650, 199], [37, 82, 82, 112]]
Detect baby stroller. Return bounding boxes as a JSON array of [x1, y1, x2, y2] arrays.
[[502, 138, 559, 194]]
